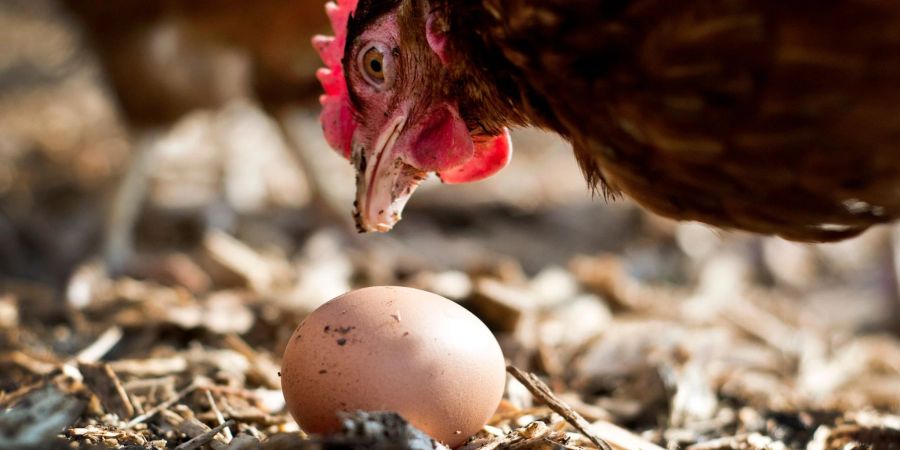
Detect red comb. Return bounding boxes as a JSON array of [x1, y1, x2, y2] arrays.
[[313, 0, 359, 158]]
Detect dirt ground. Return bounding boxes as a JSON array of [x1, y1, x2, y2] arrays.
[[1, 1, 899, 449]]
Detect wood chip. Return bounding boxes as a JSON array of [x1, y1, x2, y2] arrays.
[[589, 421, 666, 450], [73, 326, 123, 364], [223, 334, 281, 389], [227, 433, 262, 450], [204, 231, 273, 293], [685, 433, 787, 450], [814, 423, 900, 450], [0, 295, 18, 329], [111, 357, 189, 377], [471, 279, 536, 333]]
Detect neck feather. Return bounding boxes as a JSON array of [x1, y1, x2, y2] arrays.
[[428, 0, 547, 134]]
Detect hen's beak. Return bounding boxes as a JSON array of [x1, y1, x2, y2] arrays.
[[352, 116, 427, 233], [350, 104, 512, 233]]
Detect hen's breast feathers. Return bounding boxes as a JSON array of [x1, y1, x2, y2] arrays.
[[452, 0, 900, 241]]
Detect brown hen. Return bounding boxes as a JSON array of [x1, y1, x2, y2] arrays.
[[320, 0, 900, 241]]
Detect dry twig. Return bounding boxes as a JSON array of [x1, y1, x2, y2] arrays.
[[78, 362, 135, 419], [507, 366, 612, 450], [174, 419, 234, 450], [125, 381, 202, 429], [206, 388, 233, 442]]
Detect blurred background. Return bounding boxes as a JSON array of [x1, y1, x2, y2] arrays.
[[1, 1, 899, 449]]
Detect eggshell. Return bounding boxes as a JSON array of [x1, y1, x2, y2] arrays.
[[281, 286, 506, 447]]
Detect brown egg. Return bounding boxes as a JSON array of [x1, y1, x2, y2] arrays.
[[281, 286, 506, 448]]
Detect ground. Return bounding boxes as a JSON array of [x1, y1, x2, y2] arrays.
[[1, 1, 899, 449]]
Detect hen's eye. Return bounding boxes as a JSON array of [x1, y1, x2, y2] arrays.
[[362, 47, 385, 84]]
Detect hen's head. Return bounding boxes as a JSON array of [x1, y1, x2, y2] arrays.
[[314, 0, 512, 232]]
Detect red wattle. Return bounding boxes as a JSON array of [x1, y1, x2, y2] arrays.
[[438, 129, 513, 184], [407, 106, 474, 172]]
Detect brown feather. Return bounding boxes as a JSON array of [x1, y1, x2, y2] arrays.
[[437, 0, 900, 241]]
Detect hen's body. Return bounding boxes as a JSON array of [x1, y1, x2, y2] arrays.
[[440, 0, 900, 241]]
